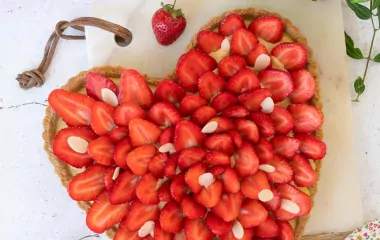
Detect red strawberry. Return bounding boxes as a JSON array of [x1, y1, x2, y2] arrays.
[[88, 136, 115, 166], [158, 181, 172, 202], [222, 105, 250, 118], [248, 16, 284, 43], [241, 171, 272, 202], [251, 112, 275, 138], [53, 127, 97, 168], [160, 201, 184, 233], [164, 153, 179, 180], [68, 164, 106, 201], [127, 145, 157, 176], [218, 55, 247, 79], [204, 133, 234, 156], [255, 216, 279, 238], [86, 191, 129, 233], [221, 228, 255, 240], [288, 104, 323, 134], [119, 69, 154, 109], [204, 117, 234, 133], [269, 106, 294, 135], [246, 43, 271, 67], [277, 221, 295, 240], [290, 69, 316, 103], [271, 136, 300, 159], [198, 71, 225, 101], [209, 166, 226, 177], [234, 142, 259, 178], [110, 127, 129, 144], [294, 134, 326, 160], [182, 196, 207, 220], [114, 220, 141, 240], [176, 49, 217, 92], [235, 119, 259, 144], [48, 89, 95, 127], [149, 153, 168, 178], [125, 199, 159, 231], [191, 106, 217, 126], [154, 225, 174, 240], [212, 192, 243, 222], [231, 28, 259, 56], [197, 30, 224, 53], [170, 173, 188, 202], [206, 151, 231, 166], [185, 162, 207, 194], [86, 72, 119, 102], [238, 88, 272, 111], [227, 130, 243, 148], [218, 13, 246, 36], [174, 120, 205, 152], [220, 167, 240, 193], [159, 127, 174, 146], [185, 218, 215, 240], [103, 166, 117, 192], [174, 231, 187, 240], [194, 180, 223, 208], [129, 118, 161, 147], [152, 1, 186, 46], [148, 102, 181, 128], [178, 147, 207, 170], [179, 94, 208, 116], [114, 103, 146, 127], [262, 187, 281, 211], [226, 68, 261, 94], [109, 170, 139, 204], [154, 80, 186, 105], [238, 199, 268, 228], [255, 138, 274, 163], [258, 69, 294, 103], [205, 212, 232, 236], [290, 154, 317, 187], [210, 92, 238, 112], [271, 43, 308, 70], [136, 173, 160, 204], [114, 138, 132, 169], [265, 154, 294, 184]]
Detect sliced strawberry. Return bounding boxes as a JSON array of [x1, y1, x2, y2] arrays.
[[248, 16, 284, 43], [221, 228, 255, 240], [198, 71, 225, 101], [48, 89, 95, 127], [103, 166, 117, 192], [218, 55, 247, 79], [255, 216, 279, 238], [206, 151, 230, 166], [271, 136, 300, 159], [129, 118, 161, 147], [235, 119, 259, 144], [114, 138, 132, 169], [226, 130, 243, 148], [269, 106, 294, 135], [231, 28, 259, 56], [109, 170, 139, 204], [125, 199, 159, 231], [164, 153, 179, 180], [262, 187, 281, 211], [222, 105, 250, 118], [136, 173, 160, 204], [290, 154, 317, 187], [154, 225, 174, 240], [68, 164, 106, 201], [191, 106, 217, 126], [209, 166, 226, 177], [158, 181, 172, 202], [185, 162, 207, 194], [251, 112, 275, 138], [160, 201, 184, 233], [294, 134, 326, 160], [179, 94, 208, 117], [86, 191, 129, 233], [205, 212, 232, 236], [290, 69, 316, 104], [114, 219, 141, 240], [212, 192, 242, 222], [234, 142, 259, 178], [148, 102, 181, 128], [178, 147, 207, 170], [255, 138, 274, 164], [176, 49, 217, 92], [126, 145, 157, 176], [86, 72, 119, 102], [265, 154, 294, 184], [220, 167, 240, 193], [197, 30, 224, 53], [288, 104, 323, 134], [271, 43, 308, 71], [88, 136, 115, 166], [246, 43, 271, 67], [238, 88, 272, 111], [149, 153, 168, 178], [182, 196, 207, 220], [159, 127, 174, 146], [277, 221, 295, 240], [174, 120, 205, 152], [205, 117, 234, 134], [258, 69, 293, 103], [170, 173, 188, 203], [241, 171, 272, 201], [238, 199, 268, 228], [114, 103, 146, 127], [194, 180, 223, 208], [53, 127, 97, 168], [110, 127, 129, 144], [204, 133, 235, 156], [185, 218, 215, 240], [210, 92, 238, 112], [218, 13, 246, 36], [226, 68, 260, 94], [155, 80, 186, 105]]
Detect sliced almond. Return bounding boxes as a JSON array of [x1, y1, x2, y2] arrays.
[[198, 173, 215, 188], [138, 221, 155, 238], [112, 167, 120, 180], [201, 121, 218, 134], [158, 201, 167, 210], [101, 88, 118, 107], [258, 189, 274, 202], [221, 38, 230, 51], [232, 220, 244, 239], [159, 143, 176, 154], [156, 177, 167, 190], [230, 155, 236, 168], [67, 136, 88, 154], [261, 97, 274, 114], [259, 164, 275, 173], [253, 54, 271, 72], [281, 199, 300, 214]]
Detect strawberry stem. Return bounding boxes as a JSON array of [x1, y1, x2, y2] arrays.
[[172, 0, 177, 9]]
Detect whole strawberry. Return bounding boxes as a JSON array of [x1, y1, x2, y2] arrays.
[[152, 1, 187, 46]]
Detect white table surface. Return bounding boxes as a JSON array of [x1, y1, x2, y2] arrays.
[[0, 0, 379, 239]]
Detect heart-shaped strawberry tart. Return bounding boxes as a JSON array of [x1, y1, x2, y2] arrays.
[[43, 8, 325, 240]]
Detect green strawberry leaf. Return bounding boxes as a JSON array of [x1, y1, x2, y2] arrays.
[[372, 0, 380, 9], [373, 53, 380, 62], [351, 0, 369, 3], [347, 0, 372, 19], [354, 76, 366, 95], [345, 32, 364, 59]]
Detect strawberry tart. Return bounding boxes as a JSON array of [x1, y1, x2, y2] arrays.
[[43, 8, 325, 240]]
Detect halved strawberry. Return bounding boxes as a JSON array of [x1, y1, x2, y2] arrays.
[[206, 151, 231, 166], [110, 127, 129, 144], [125, 199, 159, 231], [218, 13, 246, 36], [198, 71, 225, 101], [88, 136, 115, 166], [109, 170, 139, 204], [222, 105, 250, 118], [288, 104, 323, 134], [271, 136, 300, 159], [159, 127, 174, 146], [68, 164, 106, 201], [114, 219, 141, 240], [209, 166, 226, 177], [164, 153, 179, 180], [241, 171, 272, 201], [290, 154, 317, 187], [194, 180, 223, 208], [174, 120, 205, 152], [185, 162, 207, 194], [246, 43, 271, 67], [103, 166, 117, 192], [204, 133, 234, 156], [248, 16, 284, 43], [265, 154, 294, 184], [114, 103, 146, 127], [238, 88, 272, 111], [205, 212, 232, 237], [251, 112, 275, 138], [53, 127, 97, 168], [211, 192, 243, 222], [170, 173, 188, 203], [226, 68, 261, 94], [234, 142, 259, 178], [148, 102, 181, 128], [179, 94, 208, 117], [129, 118, 161, 147], [231, 28, 259, 56], [119, 69, 154, 109], [197, 30, 224, 53], [271, 43, 308, 70], [255, 138, 274, 164], [235, 119, 259, 144], [158, 181, 172, 202], [182, 196, 207, 220], [227, 130, 243, 148], [277, 221, 295, 240], [262, 187, 281, 211], [255, 216, 279, 238], [154, 225, 174, 240], [205, 117, 234, 133], [210, 92, 238, 113], [114, 138, 132, 169], [269, 106, 294, 135], [290, 69, 316, 104], [220, 167, 240, 193], [86, 191, 129, 233], [86, 72, 119, 102], [91, 102, 117, 136], [154, 80, 186, 105], [136, 173, 160, 204], [126, 145, 157, 176], [149, 153, 168, 178], [178, 147, 207, 170], [218, 55, 247, 79], [176, 49, 217, 92], [220, 228, 255, 240], [238, 199, 268, 228], [191, 106, 217, 126], [160, 201, 184, 233], [258, 69, 294, 103], [294, 134, 326, 160], [185, 218, 215, 240], [48, 89, 95, 127]]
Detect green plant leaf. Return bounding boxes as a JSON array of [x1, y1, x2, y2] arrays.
[[372, 0, 380, 9], [345, 32, 365, 59], [347, 0, 372, 19], [351, 0, 369, 3], [373, 53, 380, 62], [354, 76, 366, 94]]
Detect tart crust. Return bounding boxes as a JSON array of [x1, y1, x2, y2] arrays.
[[42, 8, 323, 240]]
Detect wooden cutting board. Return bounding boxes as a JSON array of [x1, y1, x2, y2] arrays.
[[85, 0, 364, 237]]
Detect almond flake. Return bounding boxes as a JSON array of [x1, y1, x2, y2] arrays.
[[230, 155, 236, 168], [201, 121, 218, 134], [101, 88, 118, 107], [198, 173, 215, 188], [221, 38, 230, 51], [258, 189, 274, 202], [259, 164, 275, 173], [281, 199, 300, 214], [156, 177, 167, 190], [232, 220, 244, 239], [138, 221, 155, 238], [112, 167, 120, 180], [159, 143, 176, 154], [158, 201, 167, 210], [253, 54, 271, 72], [261, 97, 274, 114], [67, 136, 88, 154]]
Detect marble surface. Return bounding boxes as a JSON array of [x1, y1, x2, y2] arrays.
[[0, 0, 379, 239]]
